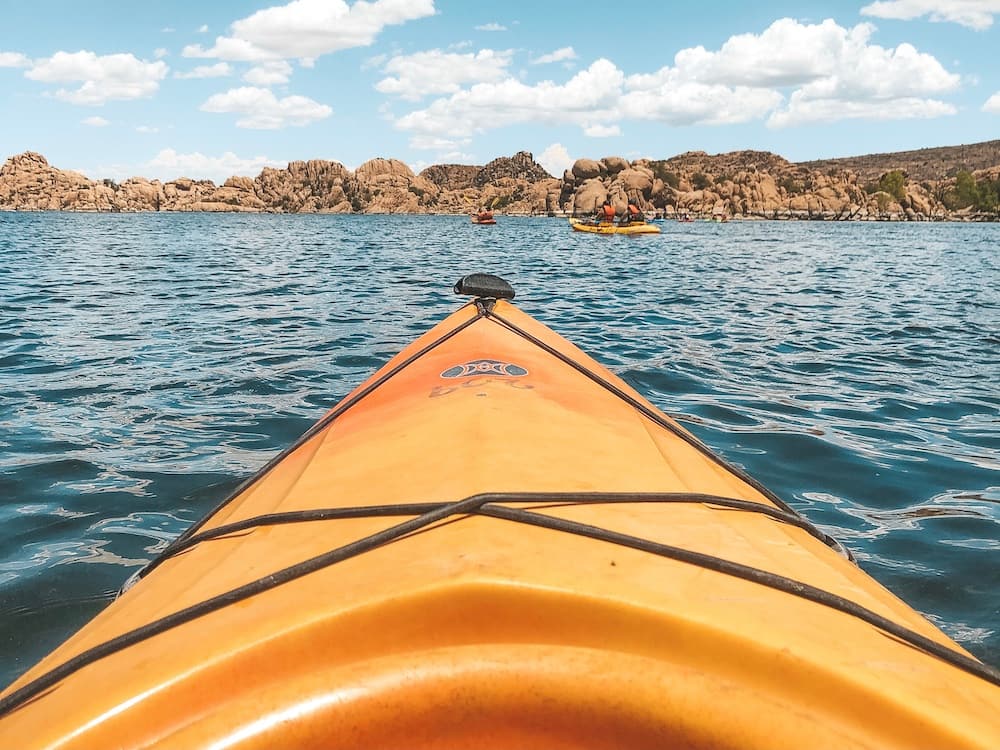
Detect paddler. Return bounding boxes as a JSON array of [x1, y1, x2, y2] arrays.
[[594, 199, 615, 225], [619, 199, 643, 226]]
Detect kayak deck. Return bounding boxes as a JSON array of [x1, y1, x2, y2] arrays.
[[1, 277, 997, 749]]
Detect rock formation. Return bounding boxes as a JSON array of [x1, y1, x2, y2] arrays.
[[473, 151, 552, 187], [2, 144, 998, 220], [559, 151, 998, 221]]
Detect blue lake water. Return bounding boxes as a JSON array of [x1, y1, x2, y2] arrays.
[[0, 212, 998, 688]]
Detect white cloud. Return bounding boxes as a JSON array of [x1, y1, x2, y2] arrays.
[[154, 48, 169, 59], [136, 125, 159, 134], [622, 75, 784, 126], [438, 150, 475, 162], [583, 123, 622, 137], [754, 22, 961, 127], [391, 17, 960, 139], [25, 51, 169, 105], [161, 27, 175, 33], [186, 0, 435, 62], [984, 92, 1000, 112], [376, 49, 513, 100], [475, 23, 506, 32], [243, 60, 294, 86], [0, 51, 30, 68], [183, 38, 281, 63], [82, 116, 110, 127], [397, 58, 625, 137], [861, 0, 1000, 30], [408, 134, 472, 151], [200, 86, 332, 128], [146, 148, 285, 182], [537, 143, 573, 176], [175, 62, 233, 79], [531, 47, 576, 65], [198, 24, 209, 33], [670, 19, 867, 88], [769, 96, 956, 127], [666, 18, 958, 98]]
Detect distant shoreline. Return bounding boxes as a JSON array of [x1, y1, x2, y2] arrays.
[[3, 145, 998, 221], [3, 208, 997, 222]]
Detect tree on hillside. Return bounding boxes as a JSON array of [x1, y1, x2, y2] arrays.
[[977, 177, 999, 212], [956, 171, 978, 207], [691, 172, 713, 190], [649, 161, 680, 189], [935, 171, 1000, 213], [877, 170, 906, 203], [942, 171, 978, 210]]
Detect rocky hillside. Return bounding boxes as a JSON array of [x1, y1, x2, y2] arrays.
[[0, 150, 559, 216], [2, 142, 998, 220], [798, 140, 1000, 182]]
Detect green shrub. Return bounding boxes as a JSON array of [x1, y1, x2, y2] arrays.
[[691, 172, 713, 190], [649, 161, 680, 188], [876, 170, 906, 203], [977, 178, 999, 211], [780, 176, 804, 195], [942, 171, 978, 210], [491, 194, 512, 210]]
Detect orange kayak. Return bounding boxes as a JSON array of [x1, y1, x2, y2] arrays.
[[1, 274, 998, 749]]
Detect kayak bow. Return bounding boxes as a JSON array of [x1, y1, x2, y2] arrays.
[[1, 274, 997, 749]]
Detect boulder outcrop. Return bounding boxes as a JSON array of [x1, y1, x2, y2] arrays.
[[474, 151, 552, 186], [571, 159, 603, 181], [1, 146, 998, 220], [419, 164, 480, 191], [557, 151, 998, 221]]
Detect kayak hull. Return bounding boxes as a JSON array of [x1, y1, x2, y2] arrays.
[[569, 218, 661, 234], [1, 293, 997, 749]]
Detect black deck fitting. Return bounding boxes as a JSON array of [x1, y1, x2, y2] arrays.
[[453, 274, 515, 300]]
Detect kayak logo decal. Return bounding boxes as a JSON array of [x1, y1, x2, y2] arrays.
[[441, 359, 528, 378]]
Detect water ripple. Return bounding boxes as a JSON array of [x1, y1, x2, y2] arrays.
[[0, 213, 998, 687]]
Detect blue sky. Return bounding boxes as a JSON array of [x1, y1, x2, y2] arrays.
[[1, 0, 998, 182]]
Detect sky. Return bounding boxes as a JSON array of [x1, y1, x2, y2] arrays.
[[1, 0, 999, 183]]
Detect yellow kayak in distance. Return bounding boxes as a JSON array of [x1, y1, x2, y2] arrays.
[[569, 217, 661, 234], [1, 274, 997, 749]]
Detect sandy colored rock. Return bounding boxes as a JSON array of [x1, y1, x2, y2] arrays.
[[223, 176, 255, 191], [355, 158, 414, 188], [614, 167, 654, 195], [419, 164, 479, 190], [601, 156, 629, 176], [571, 178, 609, 216], [475, 152, 551, 186], [571, 159, 603, 181], [2, 144, 998, 219]]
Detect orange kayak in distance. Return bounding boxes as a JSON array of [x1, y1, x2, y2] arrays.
[[1, 274, 997, 749]]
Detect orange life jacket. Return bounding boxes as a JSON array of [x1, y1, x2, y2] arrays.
[[628, 204, 640, 217], [600, 204, 615, 221]]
